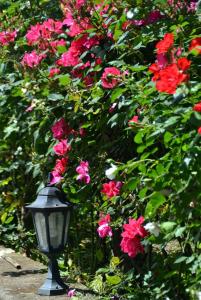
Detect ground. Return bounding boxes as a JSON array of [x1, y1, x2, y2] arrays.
[[0, 246, 99, 300]]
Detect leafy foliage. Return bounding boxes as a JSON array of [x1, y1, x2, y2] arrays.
[[0, 0, 201, 299]]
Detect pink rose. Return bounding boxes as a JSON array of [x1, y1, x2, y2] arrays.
[[75, 0, 86, 9], [156, 53, 168, 68], [49, 68, 60, 78], [51, 118, 71, 140], [0, 30, 17, 45], [67, 289, 76, 298], [53, 139, 71, 156], [50, 171, 63, 185], [26, 23, 42, 45], [76, 161, 90, 184], [128, 115, 138, 125], [21, 50, 46, 68], [97, 214, 113, 238], [101, 67, 121, 89], [120, 236, 144, 258]]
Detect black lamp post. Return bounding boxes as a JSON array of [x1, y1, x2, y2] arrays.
[[26, 183, 73, 296]]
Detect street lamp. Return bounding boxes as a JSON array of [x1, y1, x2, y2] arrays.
[[26, 183, 73, 296]]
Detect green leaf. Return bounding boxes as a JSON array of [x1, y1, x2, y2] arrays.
[[175, 226, 186, 237], [134, 131, 143, 144], [164, 131, 173, 144], [174, 256, 187, 264], [5, 216, 14, 224], [124, 178, 138, 191], [1, 212, 7, 223], [164, 116, 180, 128], [110, 256, 120, 268], [111, 88, 126, 102], [114, 29, 123, 41], [48, 93, 64, 101], [145, 192, 166, 218], [90, 275, 104, 293], [106, 275, 121, 285], [58, 75, 71, 86], [160, 222, 177, 232], [139, 187, 148, 199], [57, 45, 67, 54], [96, 249, 104, 262]]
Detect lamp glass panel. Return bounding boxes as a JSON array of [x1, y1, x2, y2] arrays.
[[48, 212, 64, 249], [64, 211, 70, 245], [34, 212, 48, 251]]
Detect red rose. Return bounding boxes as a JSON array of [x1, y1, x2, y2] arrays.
[[121, 217, 148, 239], [101, 181, 122, 198], [177, 57, 191, 71], [193, 102, 201, 112], [120, 236, 144, 258], [189, 37, 201, 54], [156, 33, 174, 54], [149, 63, 160, 74], [198, 127, 201, 134], [54, 157, 68, 174], [120, 216, 148, 258], [155, 64, 188, 94]]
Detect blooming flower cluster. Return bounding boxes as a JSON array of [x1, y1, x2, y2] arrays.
[[53, 139, 71, 156], [20, 0, 127, 88], [101, 67, 121, 89], [101, 181, 122, 198], [50, 118, 89, 185], [21, 50, 46, 68], [21, 0, 121, 86], [50, 118, 72, 184], [58, 1, 116, 85], [0, 30, 17, 46], [149, 33, 191, 94], [21, 18, 67, 69], [25, 19, 63, 47], [120, 217, 148, 258], [51, 118, 72, 140], [76, 161, 90, 184], [97, 214, 113, 238]]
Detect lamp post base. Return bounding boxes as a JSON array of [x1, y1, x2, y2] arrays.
[[38, 256, 68, 296], [38, 283, 67, 296]]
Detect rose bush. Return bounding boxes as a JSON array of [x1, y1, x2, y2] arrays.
[[0, 0, 201, 299]]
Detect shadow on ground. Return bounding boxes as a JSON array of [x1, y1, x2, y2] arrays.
[[2, 268, 47, 277]]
